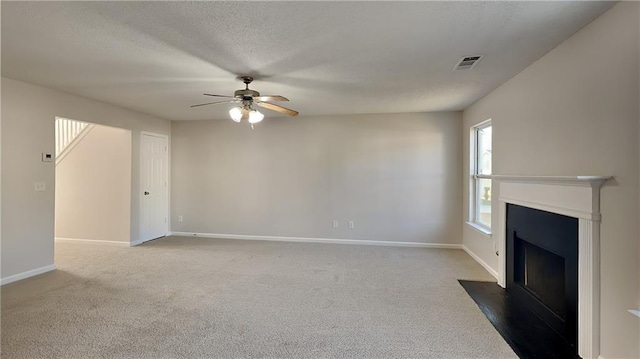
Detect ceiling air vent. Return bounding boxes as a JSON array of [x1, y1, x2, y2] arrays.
[[454, 55, 483, 70]]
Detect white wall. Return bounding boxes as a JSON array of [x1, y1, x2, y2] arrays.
[[172, 112, 462, 244], [1, 77, 171, 281], [55, 124, 131, 242], [462, 3, 639, 358]]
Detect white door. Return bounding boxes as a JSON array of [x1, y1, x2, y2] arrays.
[[140, 133, 168, 242]]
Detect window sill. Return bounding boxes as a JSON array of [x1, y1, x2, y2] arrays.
[[466, 222, 492, 236]]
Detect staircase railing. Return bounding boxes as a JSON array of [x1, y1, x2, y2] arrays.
[[55, 117, 94, 164]]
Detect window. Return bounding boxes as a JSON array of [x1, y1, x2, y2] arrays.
[[471, 121, 492, 230]]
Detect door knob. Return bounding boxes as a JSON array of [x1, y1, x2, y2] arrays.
[[144, 191, 150, 195]]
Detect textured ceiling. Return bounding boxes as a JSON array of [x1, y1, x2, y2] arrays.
[[1, 1, 613, 121]]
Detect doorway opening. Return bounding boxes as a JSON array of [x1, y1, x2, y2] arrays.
[[54, 117, 132, 246]]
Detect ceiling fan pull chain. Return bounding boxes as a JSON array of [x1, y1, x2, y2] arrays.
[[251, 123, 255, 130]]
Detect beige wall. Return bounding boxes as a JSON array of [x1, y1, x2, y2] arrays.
[[1, 78, 3, 279], [1, 77, 171, 280], [172, 112, 462, 244], [462, 3, 639, 358], [55, 124, 131, 242]]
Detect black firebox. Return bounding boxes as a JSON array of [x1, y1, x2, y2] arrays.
[[506, 204, 579, 355]]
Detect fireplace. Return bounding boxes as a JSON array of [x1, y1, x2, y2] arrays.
[[494, 175, 610, 359], [506, 204, 578, 353]]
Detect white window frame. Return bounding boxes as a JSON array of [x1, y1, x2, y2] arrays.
[[469, 119, 492, 234]]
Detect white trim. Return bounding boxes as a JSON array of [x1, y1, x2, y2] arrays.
[[499, 196, 599, 221], [473, 118, 492, 130], [55, 237, 129, 246], [497, 201, 507, 288], [488, 175, 611, 186], [130, 238, 148, 247], [495, 175, 611, 359], [1, 264, 57, 285], [168, 232, 462, 249], [462, 245, 498, 279], [470, 120, 492, 229], [130, 235, 167, 247], [465, 221, 492, 236], [140, 131, 169, 138]]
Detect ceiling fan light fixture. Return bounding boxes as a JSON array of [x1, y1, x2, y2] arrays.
[[248, 110, 264, 124], [229, 107, 243, 122]]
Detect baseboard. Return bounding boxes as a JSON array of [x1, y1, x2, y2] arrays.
[[55, 237, 129, 246], [168, 231, 462, 249], [462, 245, 499, 279], [1, 264, 57, 286]]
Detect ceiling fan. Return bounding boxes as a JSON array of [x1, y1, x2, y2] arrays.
[[191, 76, 299, 124]]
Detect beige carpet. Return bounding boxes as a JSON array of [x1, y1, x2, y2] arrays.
[[1, 236, 516, 358]]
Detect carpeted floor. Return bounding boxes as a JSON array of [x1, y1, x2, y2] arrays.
[[1, 236, 516, 358]]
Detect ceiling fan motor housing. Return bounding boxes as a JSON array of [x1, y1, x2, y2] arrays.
[[234, 88, 260, 98]]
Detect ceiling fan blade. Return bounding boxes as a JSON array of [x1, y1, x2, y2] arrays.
[[256, 102, 299, 116], [203, 93, 237, 98], [190, 99, 240, 108], [253, 95, 289, 102]]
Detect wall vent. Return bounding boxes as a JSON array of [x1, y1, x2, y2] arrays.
[[454, 55, 483, 70]]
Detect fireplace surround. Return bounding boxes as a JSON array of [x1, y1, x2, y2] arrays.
[[494, 175, 610, 359]]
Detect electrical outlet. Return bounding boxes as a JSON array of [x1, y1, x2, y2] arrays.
[[348, 221, 354, 229], [332, 220, 339, 229], [178, 215, 183, 222], [34, 182, 46, 191]]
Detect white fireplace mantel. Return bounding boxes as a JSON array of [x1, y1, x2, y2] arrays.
[[494, 175, 611, 359]]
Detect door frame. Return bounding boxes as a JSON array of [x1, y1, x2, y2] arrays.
[[137, 131, 169, 245]]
